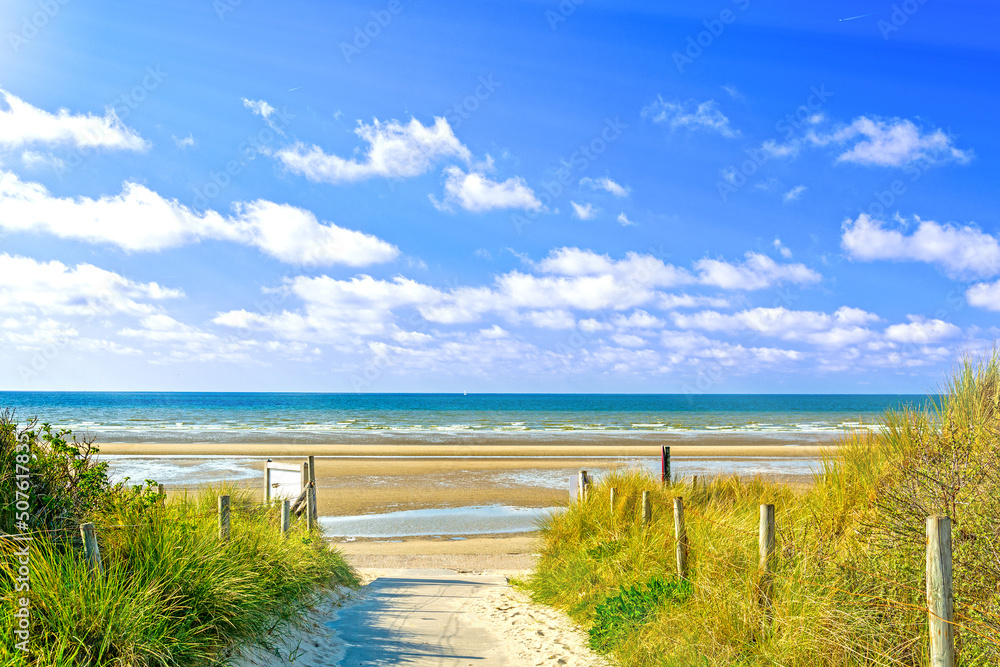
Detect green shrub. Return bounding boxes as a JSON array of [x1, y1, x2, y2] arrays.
[[588, 576, 692, 652], [0, 409, 117, 535]]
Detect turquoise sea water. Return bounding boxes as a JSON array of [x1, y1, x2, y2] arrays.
[[0, 392, 927, 444]]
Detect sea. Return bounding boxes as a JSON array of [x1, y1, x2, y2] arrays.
[[0, 392, 927, 444]]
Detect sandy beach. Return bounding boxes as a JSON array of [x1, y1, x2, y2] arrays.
[[100, 434, 835, 517]]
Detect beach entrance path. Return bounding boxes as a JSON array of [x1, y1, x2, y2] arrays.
[[247, 565, 612, 667], [331, 569, 512, 665]]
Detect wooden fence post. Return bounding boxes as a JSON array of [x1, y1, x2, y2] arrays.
[[609, 487, 617, 514], [759, 504, 776, 632], [674, 496, 687, 578], [578, 470, 590, 502], [263, 459, 272, 504], [218, 495, 231, 541], [306, 483, 316, 532], [157, 483, 165, 508], [308, 455, 317, 525], [926, 515, 955, 667], [661, 446, 671, 484], [641, 491, 651, 527], [80, 522, 103, 577], [281, 499, 291, 536]]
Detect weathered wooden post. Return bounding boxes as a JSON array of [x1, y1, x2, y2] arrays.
[[306, 483, 316, 532], [759, 504, 776, 632], [641, 491, 651, 527], [80, 522, 103, 577], [157, 483, 165, 508], [578, 470, 590, 502], [281, 499, 291, 536], [218, 495, 231, 541], [308, 455, 317, 525], [263, 458, 272, 504], [926, 515, 955, 667], [674, 496, 688, 578], [661, 446, 671, 484], [609, 487, 617, 514]]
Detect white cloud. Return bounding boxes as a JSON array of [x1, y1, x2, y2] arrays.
[[772, 238, 792, 259], [579, 177, 629, 197], [641, 97, 738, 138], [814, 116, 971, 167], [173, 134, 196, 149], [658, 330, 802, 366], [242, 98, 285, 135], [20, 150, 64, 170], [612, 310, 664, 329], [242, 98, 275, 120], [348, 329, 547, 380], [219, 248, 697, 343], [616, 212, 634, 227], [966, 281, 1000, 311], [761, 116, 970, 169], [214, 248, 828, 360], [0, 254, 183, 351], [783, 185, 806, 202], [722, 85, 744, 101], [119, 313, 318, 364], [658, 294, 731, 310], [761, 139, 800, 158], [570, 201, 597, 220], [884, 316, 961, 344], [841, 214, 1000, 280], [523, 310, 576, 329], [0, 88, 148, 151], [479, 325, 509, 339], [215, 274, 444, 343], [578, 318, 612, 332], [0, 171, 398, 266], [233, 200, 399, 266], [673, 306, 880, 347], [694, 252, 821, 290], [432, 166, 542, 213], [276, 117, 470, 183], [612, 333, 647, 348]]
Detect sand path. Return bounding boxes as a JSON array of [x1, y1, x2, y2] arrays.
[[336, 569, 522, 665], [234, 563, 610, 667]]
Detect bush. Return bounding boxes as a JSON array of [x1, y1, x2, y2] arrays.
[[0, 409, 115, 535], [588, 576, 692, 652]]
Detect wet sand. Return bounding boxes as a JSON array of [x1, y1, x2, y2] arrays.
[[337, 535, 539, 571], [103, 441, 832, 517]]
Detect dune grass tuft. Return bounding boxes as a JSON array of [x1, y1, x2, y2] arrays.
[[1, 482, 358, 666], [526, 354, 1000, 666]]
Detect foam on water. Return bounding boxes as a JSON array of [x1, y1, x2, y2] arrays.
[[103, 455, 261, 486], [0, 391, 920, 445]]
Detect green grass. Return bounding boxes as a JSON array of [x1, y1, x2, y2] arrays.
[[524, 355, 1000, 666], [0, 484, 358, 666]]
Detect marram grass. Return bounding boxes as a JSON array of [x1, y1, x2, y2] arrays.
[[526, 355, 1000, 666], [0, 484, 358, 666]]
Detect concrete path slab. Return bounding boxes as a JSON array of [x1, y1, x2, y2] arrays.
[[330, 568, 513, 666]]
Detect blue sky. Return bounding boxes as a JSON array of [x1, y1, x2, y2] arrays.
[[0, 0, 997, 392]]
